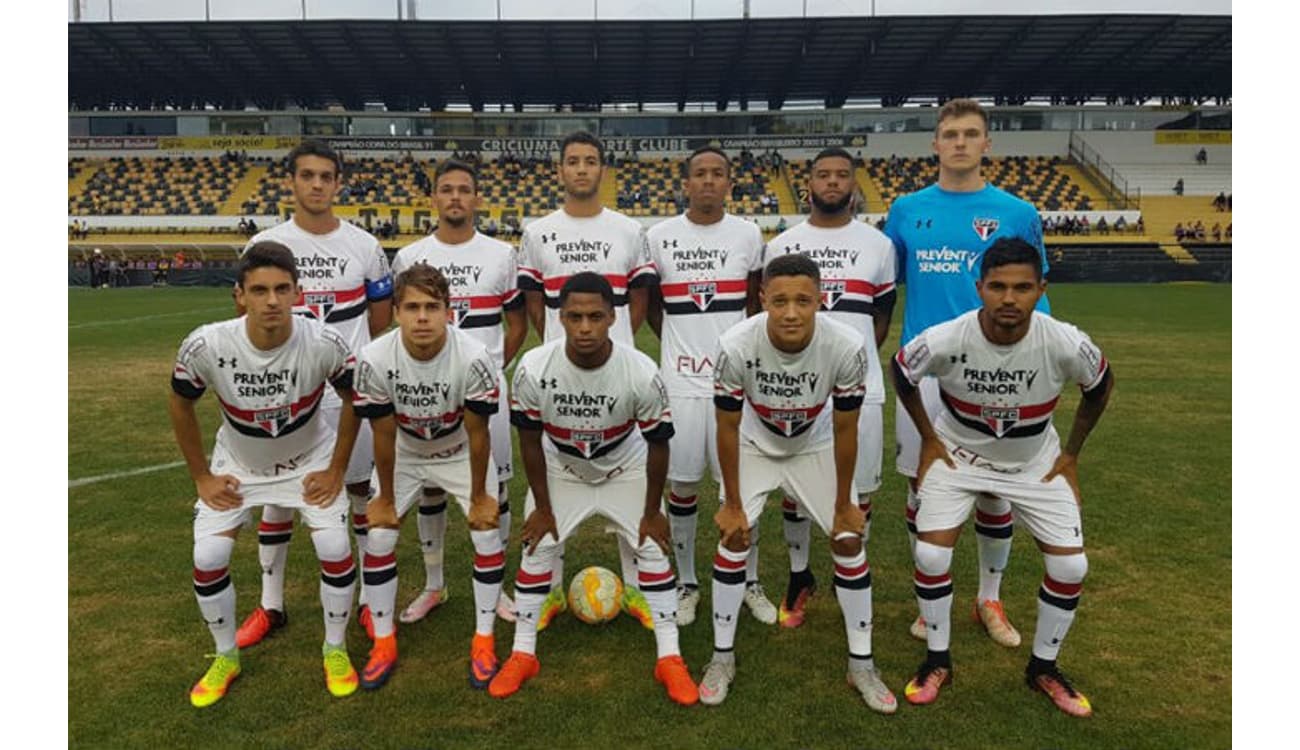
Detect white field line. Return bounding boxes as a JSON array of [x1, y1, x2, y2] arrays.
[[69, 460, 186, 488], [69, 306, 229, 330]]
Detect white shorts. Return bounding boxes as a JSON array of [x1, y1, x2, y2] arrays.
[[666, 393, 719, 484], [322, 403, 375, 487], [522, 466, 652, 549], [914, 447, 1084, 548], [894, 376, 942, 478], [387, 452, 500, 519], [737, 443, 858, 537], [193, 439, 348, 540], [855, 403, 883, 494]]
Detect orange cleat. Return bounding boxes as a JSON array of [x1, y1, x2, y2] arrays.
[[468, 633, 500, 690], [487, 651, 540, 699], [654, 655, 700, 706], [360, 634, 398, 690], [904, 661, 952, 706], [235, 607, 285, 649]]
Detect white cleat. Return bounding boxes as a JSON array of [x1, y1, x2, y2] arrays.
[[847, 667, 898, 715], [698, 659, 736, 706], [675, 585, 701, 627], [743, 582, 778, 625], [399, 588, 446, 624]]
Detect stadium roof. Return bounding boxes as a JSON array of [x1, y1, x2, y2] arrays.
[[68, 14, 1231, 111]]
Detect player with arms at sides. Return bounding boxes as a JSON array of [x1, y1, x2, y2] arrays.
[[885, 98, 1050, 647], [487, 273, 698, 706], [895, 238, 1112, 717], [698, 254, 897, 714], [351, 265, 506, 691], [643, 146, 771, 627], [516, 131, 658, 631], [390, 159, 524, 625], [236, 139, 394, 648], [171, 242, 363, 707], [764, 147, 896, 629]]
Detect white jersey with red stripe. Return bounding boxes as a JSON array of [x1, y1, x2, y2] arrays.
[[517, 208, 654, 346], [352, 326, 500, 462], [390, 232, 522, 369], [245, 219, 393, 407], [172, 316, 354, 475], [646, 213, 764, 397], [714, 313, 868, 458], [893, 309, 1109, 469], [764, 219, 897, 404], [510, 339, 674, 484]]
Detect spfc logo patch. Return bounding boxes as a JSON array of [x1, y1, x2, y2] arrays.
[[450, 298, 471, 325], [769, 410, 811, 437], [303, 291, 336, 320], [571, 430, 603, 458], [254, 406, 292, 437], [689, 282, 716, 311], [973, 217, 1000, 242], [821, 280, 846, 309], [980, 405, 1020, 437]]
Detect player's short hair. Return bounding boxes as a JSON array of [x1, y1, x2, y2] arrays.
[[763, 252, 821, 286], [980, 237, 1043, 280], [559, 271, 614, 309], [811, 147, 854, 170], [560, 131, 604, 163], [434, 159, 477, 191], [286, 139, 344, 177], [936, 98, 989, 132], [686, 146, 731, 177], [238, 241, 298, 286], [394, 264, 451, 305]]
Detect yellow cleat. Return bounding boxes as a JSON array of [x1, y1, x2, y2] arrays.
[[322, 642, 358, 698], [536, 588, 567, 632], [622, 588, 654, 630], [189, 652, 240, 708]]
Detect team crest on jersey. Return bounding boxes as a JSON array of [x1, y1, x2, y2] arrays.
[[980, 405, 1020, 437], [821, 280, 846, 308], [449, 298, 471, 325], [254, 406, 292, 437], [406, 416, 441, 440], [571, 430, 604, 458], [689, 282, 717, 311], [303, 291, 336, 319], [769, 409, 812, 437], [972, 217, 1000, 242]]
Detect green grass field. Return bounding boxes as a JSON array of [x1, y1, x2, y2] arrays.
[[69, 283, 1230, 749]]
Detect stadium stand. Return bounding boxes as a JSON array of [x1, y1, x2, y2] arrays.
[[70, 156, 248, 216], [854, 155, 1104, 213]]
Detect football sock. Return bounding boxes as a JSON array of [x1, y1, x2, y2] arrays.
[[857, 493, 874, 546], [312, 527, 356, 646], [193, 535, 237, 654], [349, 490, 370, 606], [833, 547, 875, 670], [782, 496, 811, 573], [745, 524, 761, 584], [636, 554, 680, 658], [1034, 552, 1088, 661], [784, 567, 815, 610], [361, 527, 399, 639], [667, 482, 699, 588], [913, 540, 955, 653], [617, 533, 639, 591], [905, 485, 920, 557], [974, 497, 1014, 603], [512, 549, 556, 656], [416, 493, 448, 592], [471, 528, 505, 636], [711, 544, 748, 653], [497, 482, 512, 548], [256, 505, 294, 612], [551, 541, 566, 592]]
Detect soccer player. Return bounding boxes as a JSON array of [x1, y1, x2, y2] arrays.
[[517, 131, 657, 630], [644, 146, 771, 627], [698, 254, 896, 714], [171, 242, 362, 707], [894, 238, 1111, 717], [764, 147, 896, 629], [391, 159, 524, 625], [487, 272, 698, 706], [884, 98, 1049, 647], [351, 265, 505, 690], [236, 140, 394, 649]]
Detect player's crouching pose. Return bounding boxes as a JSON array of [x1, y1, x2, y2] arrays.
[[699, 253, 897, 714], [488, 272, 699, 706], [170, 242, 362, 708], [895, 238, 1113, 717], [351, 265, 505, 690]]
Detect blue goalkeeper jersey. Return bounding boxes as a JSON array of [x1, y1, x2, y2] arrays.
[[885, 183, 1050, 345]]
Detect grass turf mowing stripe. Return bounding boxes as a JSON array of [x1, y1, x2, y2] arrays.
[[69, 460, 186, 488]]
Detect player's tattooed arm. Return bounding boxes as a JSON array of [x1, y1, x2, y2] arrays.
[[168, 392, 243, 510], [1043, 367, 1114, 504]]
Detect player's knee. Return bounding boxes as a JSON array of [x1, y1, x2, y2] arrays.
[[308, 526, 352, 562], [830, 535, 861, 557], [1043, 551, 1088, 584], [721, 534, 750, 554], [422, 487, 446, 500], [194, 535, 235, 571], [346, 482, 370, 499], [974, 493, 1011, 516], [366, 526, 398, 556], [914, 539, 954, 576], [261, 505, 295, 524], [670, 480, 699, 499]]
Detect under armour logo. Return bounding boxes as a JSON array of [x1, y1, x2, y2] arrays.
[[262, 567, 274, 576], [714, 613, 733, 623], [218, 357, 237, 368], [663, 239, 678, 249], [916, 218, 933, 229], [539, 377, 558, 389], [541, 232, 557, 243], [949, 354, 968, 364], [745, 357, 761, 370], [387, 369, 399, 380], [203, 616, 225, 626]]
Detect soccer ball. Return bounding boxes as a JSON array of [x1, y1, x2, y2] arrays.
[[567, 566, 624, 624]]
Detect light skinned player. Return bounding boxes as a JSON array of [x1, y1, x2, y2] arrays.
[[171, 242, 363, 707], [895, 238, 1112, 717], [391, 159, 525, 625], [644, 146, 772, 627], [884, 98, 1050, 647], [517, 131, 658, 631], [698, 253, 897, 714], [237, 139, 394, 648], [352, 265, 505, 691], [487, 272, 698, 706]]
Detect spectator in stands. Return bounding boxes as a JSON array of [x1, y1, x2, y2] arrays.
[[1196, 147, 1208, 165], [1135, 216, 1145, 235], [1212, 192, 1227, 212], [89, 248, 105, 288], [1226, 222, 1232, 239], [1173, 178, 1184, 196], [246, 218, 258, 235], [238, 217, 249, 235], [1096, 216, 1109, 235], [484, 217, 499, 237], [776, 216, 788, 233], [1114, 216, 1127, 233], [153, 256, 170, 287], [1211, 222, 1222, 242], [1193, 220, 1206, 241], [1174, 222, 1186, 242]]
